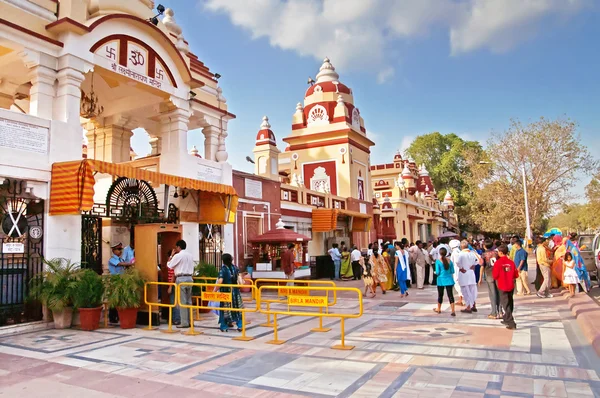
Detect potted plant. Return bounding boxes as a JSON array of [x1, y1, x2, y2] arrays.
[[105, 268, 145, 329], [194, 262, 219, 313], [29, 258, 79, 329], [72, 269, 104, 331]]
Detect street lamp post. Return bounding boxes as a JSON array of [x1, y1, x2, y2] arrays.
[[479, 161, 531, 243], [521, 165, 532, 244]]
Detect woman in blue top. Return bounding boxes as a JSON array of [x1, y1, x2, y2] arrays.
[[214, 253, 244, 332], [433, 247, 456, 317]]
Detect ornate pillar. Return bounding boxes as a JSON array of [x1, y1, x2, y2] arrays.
[[47, 56, 87, 263], [85, 121, 134, 163], [202, 125, 220, 162], [149, 136, 162, 155], [158, 107, 191, 176], [18, 50, 57, 119], [29, 66, 57, 119], [54, 67, 85, 126]]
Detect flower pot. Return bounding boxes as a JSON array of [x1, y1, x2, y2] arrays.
[[52, 307, 73, 329], [240, 278, 252, 293], [199, 300, 211, 314], [117, 307, 138, 329], [79, 307, 103, 331]]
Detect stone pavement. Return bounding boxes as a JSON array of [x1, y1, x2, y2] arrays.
[[1, 281, 599, 398]]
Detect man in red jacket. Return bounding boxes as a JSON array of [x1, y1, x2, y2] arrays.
[[493, 245, 520, 330]]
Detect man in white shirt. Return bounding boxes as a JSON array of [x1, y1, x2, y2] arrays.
[[350, 245, 362, 280], [167, 240, 195, 328], [449, 239, 464, 306], [456, 240, 478, 313], [429, 241, 439, 285]]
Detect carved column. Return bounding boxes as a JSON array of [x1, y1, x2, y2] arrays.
[[29, 66, 57, 119], [158, 107, 191, 176], [54, 67, 85, 126], [202, 125, 220, 162], [85, 116, 134, 163]]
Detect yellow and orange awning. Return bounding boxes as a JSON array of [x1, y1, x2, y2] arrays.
[[311, 208, 372, 233], [49, 159, 237, 224]]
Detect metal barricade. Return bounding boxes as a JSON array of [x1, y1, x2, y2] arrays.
[[178, 282, 258, 340], [257, 285, 363, 350], [253, 279, 337, 329], [143, 281, 178, 334]]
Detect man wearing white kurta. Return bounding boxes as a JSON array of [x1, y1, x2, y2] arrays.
[[449, 240, 463, 305], [456, 240, 478, 313]]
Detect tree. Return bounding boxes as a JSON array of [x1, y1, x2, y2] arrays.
[[404, 132, 484, 229], [548, 204, 597, 233], [468, 117, 596, 235]]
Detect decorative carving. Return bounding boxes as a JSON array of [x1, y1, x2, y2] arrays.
[[352, 108, 360, 129], [307, 104, 328, 126], [310, 166, 330, 193]]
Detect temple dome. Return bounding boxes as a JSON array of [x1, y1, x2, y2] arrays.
[[255, 116, 276, 146], [305, 58, 352, 98]]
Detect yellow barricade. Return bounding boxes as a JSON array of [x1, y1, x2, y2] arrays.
[[192, 276, 255, 322], [143, 281, 179, 334], [253, 279, 337, 330], [178, 282, 258, 341], [257, 285, 363, 350]]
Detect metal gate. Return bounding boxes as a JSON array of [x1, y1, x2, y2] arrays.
[[81, 215, 102, 274], [0, 179, 44, 326], [199, 224, 223, 271]]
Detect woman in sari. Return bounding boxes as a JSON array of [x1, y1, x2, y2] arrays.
[[340, 245, 353, 280], [382, 244, 396, 291], [551, 237, 567, 288], [370, 242, 387, 294], [565, 238, 591, 292], [214, 253, 244, 332]]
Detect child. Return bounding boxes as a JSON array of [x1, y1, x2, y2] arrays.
[[493, 245, 520, 330], [562, 252, 579, 298], [360, 256, 376, 298]]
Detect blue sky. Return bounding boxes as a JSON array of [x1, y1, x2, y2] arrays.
[[132, 0, 600, 199]]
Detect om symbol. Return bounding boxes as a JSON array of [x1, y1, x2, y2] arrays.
[[129, 50, 145, 66]]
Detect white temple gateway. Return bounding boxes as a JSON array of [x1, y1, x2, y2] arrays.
[[0, 1, 237, 326]]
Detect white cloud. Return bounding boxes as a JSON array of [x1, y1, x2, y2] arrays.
[[366, 130, 379, 141], [400, 135, 415, 154], [450, 0, 589, 54], [202, 0, 587, 81], [376, 67, 395, 84]]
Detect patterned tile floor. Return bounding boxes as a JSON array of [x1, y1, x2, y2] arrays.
[[0, 281, 599, 398]]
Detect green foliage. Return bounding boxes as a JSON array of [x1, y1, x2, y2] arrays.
[[104, 268, 146, 309], [549, 203, 600, 232], [28, 258, 80, 312], [193, 261, 219, 295], [194, 261, 219, 278], [72, 269, 104, 309], [405, 132, 484, 228]]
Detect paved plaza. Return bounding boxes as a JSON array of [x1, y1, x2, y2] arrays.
[[1, 282, 599, 398]]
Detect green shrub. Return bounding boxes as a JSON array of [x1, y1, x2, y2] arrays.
[[28, 258, 80, 312], [72, 269, 104, 309], [104, 268, 146, 309]]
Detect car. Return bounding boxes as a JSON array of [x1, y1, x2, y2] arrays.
[[580, 234, 600, 282]]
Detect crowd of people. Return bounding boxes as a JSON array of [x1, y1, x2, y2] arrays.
[[328, 233, 592, 331]]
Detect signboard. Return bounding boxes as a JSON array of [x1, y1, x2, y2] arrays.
[[2, 243, 25, 254], [201, 291, 232, 302], [288, 295, 327, 307], [278, 287, 310, 296], [110, 62, 164, 89], [197, 162, 222, 184], [0, 118, 48, 154], [245, 178, 263, 199]]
